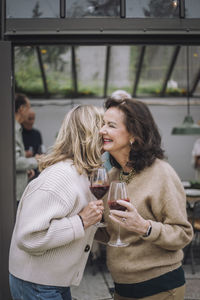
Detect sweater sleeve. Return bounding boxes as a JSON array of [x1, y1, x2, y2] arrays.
[[16, 185, 85, 255], [16, 153, 38, 171], [15, 126, 38, 171], [142, 163, 193, 250]]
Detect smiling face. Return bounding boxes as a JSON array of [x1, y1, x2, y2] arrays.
[[100, 107, 133, 161]]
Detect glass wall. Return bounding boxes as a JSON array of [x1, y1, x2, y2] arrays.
[[126, 0, 179, 18], [6, 0, 59, 18], [76, 46, 106, 95], [108, 46, 133, 96], [15, 46, 72, 96], [66, 0, 120, 18], [14, 45, 200, 98], [7, 0, 200, 19], [137, 46, 175, 96], [6, 0, 120, 18], [185, 0, 200, 18]]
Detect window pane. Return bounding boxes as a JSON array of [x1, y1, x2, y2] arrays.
[[137, 46, 175, 96], [15, 47, 43, 94], [76, 46, 106, 96], [40, 46, 72, 95], [6, 0, 59, 18], [15, 46, 72, 96], [170, 46, 194, 95], [190, 47, 200, 96], [185, 0, 200, 18], [107, 46, 133, 96], [126, 0, 179, 18], [66, 0, 120, 18]]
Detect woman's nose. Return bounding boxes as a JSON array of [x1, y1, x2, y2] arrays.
[[100, 125, 106, 135]]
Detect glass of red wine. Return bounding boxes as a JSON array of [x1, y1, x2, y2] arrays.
[[107, 181, 130, 247], [90, 167, 110, 227]]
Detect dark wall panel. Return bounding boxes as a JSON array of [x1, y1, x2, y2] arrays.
[[0, 41, 15, 300]]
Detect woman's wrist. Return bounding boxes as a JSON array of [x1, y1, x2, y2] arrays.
[[142, 221, 152, 237], [78, 214, 85, 229]]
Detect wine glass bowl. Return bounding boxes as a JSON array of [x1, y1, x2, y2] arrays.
[[90, 167, 109, 227], [108, 198, 130, 211], [107, 181, 130, 247]]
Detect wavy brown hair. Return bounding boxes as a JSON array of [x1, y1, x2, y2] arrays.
[[104, 98, 165, 173], [39, 105, 103, 175]]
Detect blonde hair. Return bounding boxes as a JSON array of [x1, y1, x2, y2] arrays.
[[39, 105, 103, 175]]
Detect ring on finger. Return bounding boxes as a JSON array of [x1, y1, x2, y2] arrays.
[[122, 217, 126, 222]]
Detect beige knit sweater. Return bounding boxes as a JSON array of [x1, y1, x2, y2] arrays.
[[9, 160, 96, 287], [105, 159, 193, 284]]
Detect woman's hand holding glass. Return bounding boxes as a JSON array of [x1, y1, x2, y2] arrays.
[[78, 200, 104, 229], [107, 181, 130, 247], [109, 199, 150, 236]]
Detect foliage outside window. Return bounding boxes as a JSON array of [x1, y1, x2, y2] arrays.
[[15, 45, 200, 99]]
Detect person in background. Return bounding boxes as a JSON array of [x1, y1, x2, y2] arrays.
[[9, 105, 104, 300], [15, 93, 38, 203], [99, 97, 193, 300], [102, 90, 132, 172], [111, 89, 131, 101], [22, 109, 45, 179], [192, 137, 200, 182]]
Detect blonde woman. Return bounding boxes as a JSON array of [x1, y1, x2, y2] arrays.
[[9, 105, 104, 300]]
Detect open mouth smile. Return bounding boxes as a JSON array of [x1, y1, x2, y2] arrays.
[[103, 138, 112, 144]]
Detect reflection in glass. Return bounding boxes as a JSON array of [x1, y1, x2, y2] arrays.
[[6, 0, 59, 18], [66, 0, 120, 18], [126, 0, 179, 18], [185, 0, 200, 18]]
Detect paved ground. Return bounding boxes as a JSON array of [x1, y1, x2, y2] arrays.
[[71, 246, 200, 300]]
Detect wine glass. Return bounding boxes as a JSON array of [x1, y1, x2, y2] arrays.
[[107, 181, 130, 247], [90, 167, 110, 227]]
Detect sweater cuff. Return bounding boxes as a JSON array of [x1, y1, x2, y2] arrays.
[[141, 220, 161, 242], [69, 215, 85, 240]]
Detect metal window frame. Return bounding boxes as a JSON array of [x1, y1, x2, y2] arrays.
[[35, 46, 49, 97], [190, 67, 200, 95], [104, 45, 111, 98], [71, 46, 78, 95], [3, 0, 200, 45], [0, 41, 15, 300], [5, 17, 200, 36], [132, 45, 146, 97]]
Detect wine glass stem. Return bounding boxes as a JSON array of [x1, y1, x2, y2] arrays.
[[117, 224, 121, 243]]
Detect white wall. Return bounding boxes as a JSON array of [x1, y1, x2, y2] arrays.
[[31, 98, 200, 181]]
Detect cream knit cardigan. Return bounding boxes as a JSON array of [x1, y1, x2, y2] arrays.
[[9, 160, 96, 287]]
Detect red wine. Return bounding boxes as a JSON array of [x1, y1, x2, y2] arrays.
[[108, 199, 130, 211], [90, 185, 110, 199]]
